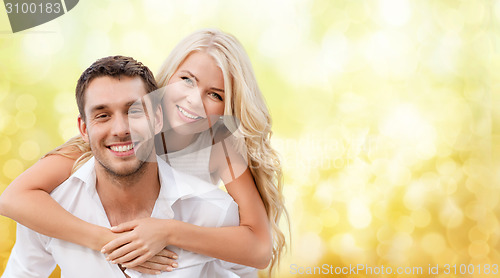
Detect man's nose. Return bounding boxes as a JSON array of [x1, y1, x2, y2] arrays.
[[111, 114, 130, 137]]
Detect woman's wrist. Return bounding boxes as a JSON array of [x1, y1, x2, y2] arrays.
[[163, 219, 179, 247], [87, 225, 114, 251]]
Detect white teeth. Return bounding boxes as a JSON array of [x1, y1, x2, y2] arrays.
[[178, 106, 201, 120], [110, 144, 133, 152]]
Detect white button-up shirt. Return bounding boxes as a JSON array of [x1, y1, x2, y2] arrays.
[[2, 157, 256, 278]]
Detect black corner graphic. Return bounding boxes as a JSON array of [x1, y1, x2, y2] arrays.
[[64, 0, 78, 12], [4, 0, 79, 33]]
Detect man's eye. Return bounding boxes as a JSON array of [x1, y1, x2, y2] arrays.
[[96, 114, 108, 119]]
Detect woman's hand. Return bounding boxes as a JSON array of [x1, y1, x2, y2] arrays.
[[127, 249, 178, 274], [101, 218, 177, 269]]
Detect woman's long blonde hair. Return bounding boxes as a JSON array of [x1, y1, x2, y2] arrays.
[[49, 28, 289, 276], [157, 28, 289, 275]]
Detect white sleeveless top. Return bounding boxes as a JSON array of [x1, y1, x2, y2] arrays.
[[159, 125, 257, 278], [160, 126, 218, 185]]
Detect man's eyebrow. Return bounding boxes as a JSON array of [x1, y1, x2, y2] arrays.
[[89, 104, 108, 114], [89, 101, 143, 114]]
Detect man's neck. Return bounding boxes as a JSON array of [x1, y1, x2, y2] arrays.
[[95, 161, 161, 227]]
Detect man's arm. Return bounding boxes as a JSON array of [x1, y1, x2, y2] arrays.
[[2, 224, 56, 278]]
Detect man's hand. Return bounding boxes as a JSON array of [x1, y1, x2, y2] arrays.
[[127, 249, 178, 274]]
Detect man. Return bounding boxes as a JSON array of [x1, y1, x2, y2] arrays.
[[2, 56, 241, 278]]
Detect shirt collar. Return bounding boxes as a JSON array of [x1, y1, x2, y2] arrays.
[[70, 156, 204, 214]]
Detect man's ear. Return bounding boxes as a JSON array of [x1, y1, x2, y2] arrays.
[[78, 115, 89, 143], [154, 105, 163, 135]]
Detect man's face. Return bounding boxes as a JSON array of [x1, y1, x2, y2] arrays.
[[78, 76, 162, 177]]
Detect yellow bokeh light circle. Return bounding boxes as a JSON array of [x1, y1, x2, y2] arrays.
[[18, 140, 41, 161], [3, 159, 24, 180], [421, 233, 446, 256], [15, 94, 37, 111], [15, 110, 36, 129], [0, 137, 12, 156]]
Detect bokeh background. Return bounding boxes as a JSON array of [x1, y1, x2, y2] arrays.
[[1, 0, 500, 277]]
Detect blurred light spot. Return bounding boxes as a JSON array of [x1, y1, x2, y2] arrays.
[[436, 158, 458, 176], [1, 115, 19, 135], [303, 215, 323, 234], [421, 233, 446, 255], [476, 213, 499, 233], [439, 198, 463, 228], [469, 226, 489, 242], [321, 30, 349, 75], [348, 197, 372, 228], [122, 31, 153, 58], [297, 232, 325, 265], [0, 217, 14, 249], [379, 0, 411, 26], [80, 31, 111, 69], [429, 34, 462, 75], [376, 225, 393, 242], [387, 233, 413, 263], [469, 240, 489, 258], [22, 32, 64, 56], [404, 181, 428, 210], [380, 104, 434, 144], [395, 216, 414, 233], [314, 182, 335, 207], [387, 162, 411, 186], [437, 9, 464, 34], [15, 111, 36, 129], [332, 233, 363, 257], [465, 202, 487, 221], [3, 159, 24, 180], [320, 208, 339, 228], [53, 92, 78, 115], [144, 0, 174, 24], [460, 1, 485, 25], [19, 140, 40, 161], [15, 94, 37, 111], [363, 30, 416, 77], [495, 0, 500, 21], [411, 208, 431, 228], [0, 137, 12, 156], [111, 1, 134, 25], [0, 83, 10, 103], [376, 242, 391, 257]]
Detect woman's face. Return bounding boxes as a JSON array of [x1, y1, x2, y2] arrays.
[[163, 51, 226, 134]]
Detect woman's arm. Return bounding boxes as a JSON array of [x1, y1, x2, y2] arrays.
[[104, 135, 272, 269], [103, 169, 271, 269], [174, 167, 272, 268], [0, 153, 115, 250]]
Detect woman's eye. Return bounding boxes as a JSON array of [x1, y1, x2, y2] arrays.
[[181, 76, 195, 87], [129, 109, 143, 114], [209, 92, 223, 101]]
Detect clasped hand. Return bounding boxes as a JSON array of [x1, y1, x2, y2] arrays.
[[101, 217, 178, 275]]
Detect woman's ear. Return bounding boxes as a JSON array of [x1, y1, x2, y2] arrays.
[[78, 115, 89, 143]]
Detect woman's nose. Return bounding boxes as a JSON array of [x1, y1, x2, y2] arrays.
[[185, 87, 203, 106]]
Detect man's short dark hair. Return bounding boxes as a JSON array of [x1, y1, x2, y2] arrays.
[[76, 55, 158, 121]]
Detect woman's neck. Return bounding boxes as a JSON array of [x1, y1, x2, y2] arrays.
[[162, 129, 198, 152]]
